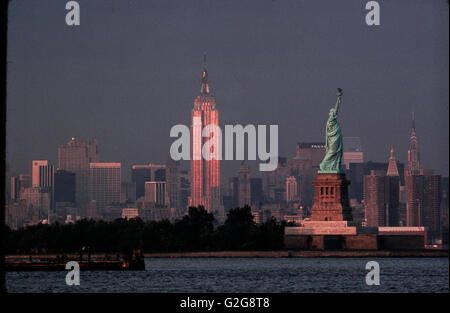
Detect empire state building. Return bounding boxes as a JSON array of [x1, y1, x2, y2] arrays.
[[189, 56, 222, 216]]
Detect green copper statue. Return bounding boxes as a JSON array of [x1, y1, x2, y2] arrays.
[[319, 88, 343, 173]]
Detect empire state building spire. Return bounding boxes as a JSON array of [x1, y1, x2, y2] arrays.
[[200, 53, 210, 95]]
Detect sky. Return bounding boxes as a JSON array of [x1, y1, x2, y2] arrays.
[[5, 0, 449, 184]]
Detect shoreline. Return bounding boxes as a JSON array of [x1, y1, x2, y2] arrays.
[[5, 250, 448, 259]]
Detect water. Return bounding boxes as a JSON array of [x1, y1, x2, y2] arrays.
[[6, 258, 449, 293]]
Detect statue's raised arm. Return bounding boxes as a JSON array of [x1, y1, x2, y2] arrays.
[[334, 88, 343, 115]]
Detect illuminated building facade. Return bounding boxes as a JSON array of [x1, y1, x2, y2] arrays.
[[189, 56, 221, 215]]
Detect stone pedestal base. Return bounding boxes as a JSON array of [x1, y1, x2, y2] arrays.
[[310, 173, 353, 221]]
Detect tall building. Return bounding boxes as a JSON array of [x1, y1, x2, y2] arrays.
[[31, 160, 54, 211], [189, 55, 221, 214], [363, 148, 400, 228], [291, 143, 326, 207], [89, 162, 121, 210], [296, 142, 326, 166], [10, 174, 31, 202], [347, 161, 405, 203], [131, 163, 166, 200], [343, 137, 364, 170], [145, 181, 168, 207], [58, 138, 100, 210], [407, 112, 421, 175], [180, 170, 191, 210], [238, 163, 251, 207], [250, 178, 264, 206], [166, 157, 181, 210], [264, 157, 288, 203], [405, 169, 441, 243], [32, 160, 49, 186], [386, 146, 400, 226], [286, 176, 299, 203], [120, 182, 136, 204], [54, 170, 76, 204]]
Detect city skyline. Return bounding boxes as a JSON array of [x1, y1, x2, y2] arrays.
[[6, 0, 449, 183]]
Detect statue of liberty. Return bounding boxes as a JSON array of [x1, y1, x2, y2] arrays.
[[319, 88, 343, 173]]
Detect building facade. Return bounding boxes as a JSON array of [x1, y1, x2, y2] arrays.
[[58, 138, 100, 211], [189, 56, 221, 215], [89, 162, 121, 210]]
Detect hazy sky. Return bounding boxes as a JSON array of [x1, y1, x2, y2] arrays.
[[6, 0, 449, 183]]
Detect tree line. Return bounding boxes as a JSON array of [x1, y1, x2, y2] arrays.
[[3, 206, 287, 254]]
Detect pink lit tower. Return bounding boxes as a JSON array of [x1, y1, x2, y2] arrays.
[[189, 54, 223, 218]]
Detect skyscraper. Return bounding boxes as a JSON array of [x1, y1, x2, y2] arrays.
[[31, 160, 55, 212], [286, 176, 299, 203], [407, 112, 421, 175], [131, 163, 166, 200], [54, 170, 76, 204], [145, 181, 168, 207], [166, 157, 181, 210], [189, 55, 221, 214], [363, 147, 400, 227], [58, 138, 100, 210], [10, 174, 31, 202], [291, 143, 326, 207], [238, 163, 251, 207], [343, 137, 364, 170], [405, 169, 441, 243], [32, 160, 49, 187], [89, 162, 121, 210]]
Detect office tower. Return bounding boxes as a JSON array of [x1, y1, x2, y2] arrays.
[[364, 170, 388, 227], [363, 164, 400, 227], [264, 157, 288, 203], [180, 170, 191, 210], [145, 181, 168, 207], [295, 142, 326, 167], [286, 176, 299, 203], [238, 163, 251, 207], [166, 157, 181, 209], [58, 138, 100, 209], [230, 177, 239, 208], [422, 170, 441, 243], [120, 182, 136, 204], [32, 160, 48, 186], [10, 176, 19, 203], [31, 160, 54, 212], [440, 177, 449, 245], [348, 161, 405, 203], [406, 169, 441, 242], [407, 112, 421, 175], [386, 146, 400, 226], [19, 187, 50, 221], [89, 162, 121, 210], [54, 170, 76, 204], [291, 143, 325, 207], [131, 163, 166, 200], [343, 137, 364, 170], [11, 174, 31, 202], [189, 55, 221, 214], [250, 178, 264, 206]]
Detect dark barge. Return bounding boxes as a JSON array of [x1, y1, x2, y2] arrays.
[[5, 253, 145, 271]]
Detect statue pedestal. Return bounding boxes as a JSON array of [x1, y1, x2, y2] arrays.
[[310, 173, 353, 222]]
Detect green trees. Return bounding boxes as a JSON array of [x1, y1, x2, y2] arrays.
[[3, 206, 285, 254]]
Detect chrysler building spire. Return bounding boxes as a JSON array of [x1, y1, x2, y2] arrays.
[[407, 111, 420, 175]]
